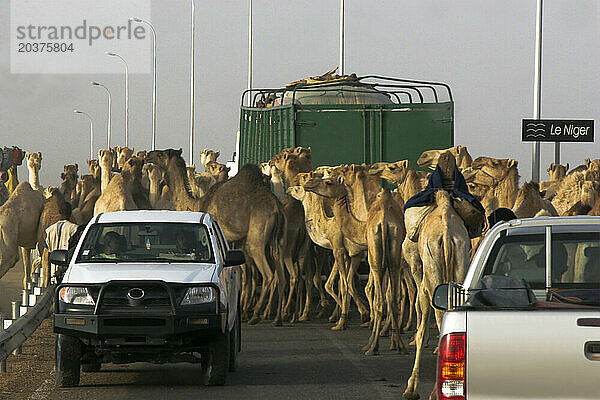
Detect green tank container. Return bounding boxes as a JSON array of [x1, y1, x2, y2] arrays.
[[238, 75, 453, 168]]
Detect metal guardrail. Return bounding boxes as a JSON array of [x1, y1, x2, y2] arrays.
[[0, 283, 55, 371]]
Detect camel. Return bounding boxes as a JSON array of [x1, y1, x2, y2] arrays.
[[93, 157, 141, 215], [512, 181, 558, 218], [116, 147, 134, 170], [465, 156, 519, 213], [0, 182, 45, 287], [551, 167, 600, 215], [98, 150, 113, 192], [36, 187, 73, 285], [60, 164, 79, 206], [200, 149, 220, 171], [564, 181, 599, 216], [25, 152, 43, 191], [417, 145, 473, 171], [145, 149, 287, 326], [205, 161, 230, 183], [304, 173, 407, 354], [142, 163, 172, 210], [548, 162, 569, 181], [122, 157, 151, 210], [371, 160, 428, 204], [290, 173, 361, 330], [186, 165, 217, 198], [402, 152, 471, 400]]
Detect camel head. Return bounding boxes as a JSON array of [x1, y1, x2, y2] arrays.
[[206, 161, 230, 183], [200, 149, 219, 168], [25, 152, 42, 171], [61, 164, 78, 183], [143, 162, 166, 185], [283, 151, 312, 175], [122, 156, 144, 178], [367, 162, 391, 177], [260, 162, 271, 177], [43, 186, 59, 199], [547, 162, 568, 181], [292, 146, 312, 168], [581, 181, 599, 207], [286, 185, 305, 201], [303, 174, 346, 199], [135, 150, 147, 161], [585, 158, 600, 171], [418, 145, 472, 171], [437, 151, 457, 183], [379, 160, 411, 184], [146, 149, 183, 170], [116, 147, 134, 170], [470, 156, 518, 182], [98, 149, 114, 169], [270, 153, 285, 172]]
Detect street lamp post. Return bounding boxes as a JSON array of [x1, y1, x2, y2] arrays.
[[189, 0, 196, 165], [105, 51, 130, 148], [74, 109, 94, 160], [91, 81, 112, 149], [130, 17, 157, 150]]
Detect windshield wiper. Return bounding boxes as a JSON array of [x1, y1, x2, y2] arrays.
[[134, 256, 173, 263]]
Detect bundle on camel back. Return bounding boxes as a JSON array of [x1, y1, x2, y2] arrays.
[[401, 151, 484, 400]]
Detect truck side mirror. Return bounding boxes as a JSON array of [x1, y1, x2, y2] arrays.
[[224, 249, 245, 267], [49, 250, 69, 271], [432, 283, 449, 310]]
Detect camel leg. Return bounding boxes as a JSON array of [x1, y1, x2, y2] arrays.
[[362, 271, 374, 328], [403, 286, 431, 400], [388, 266, 407, 354], [314, 248, 330, 318], [240, 263, 251, 321], [282, 253, 298, 322], [262, 271, 279, 320], [331, 249, 349, 331], [246, 249, 273, 325], [363, 266, 384, 355], [41, 248, 50, 287], [299, 243, 313, 321], [324, 259, 341, 321], [380, 272, 392, 337], [402, 268, 417, 332], [21, 247, 31, 289], [347, 255, 369, 323]]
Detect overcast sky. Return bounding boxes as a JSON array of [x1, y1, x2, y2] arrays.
[[1, 0, 599, 186]]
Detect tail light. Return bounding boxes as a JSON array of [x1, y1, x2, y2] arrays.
[[437, 332, 466, 400]]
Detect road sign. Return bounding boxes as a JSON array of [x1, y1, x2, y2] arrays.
[[522, 119, 594, 142]]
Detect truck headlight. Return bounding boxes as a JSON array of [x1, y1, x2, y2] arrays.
[[59, 287, 95, 306], [181, 287, 216, 305]]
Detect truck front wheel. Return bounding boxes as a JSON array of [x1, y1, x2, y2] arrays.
[[201, 330, 230, 386], [55, 334, 82, 387]]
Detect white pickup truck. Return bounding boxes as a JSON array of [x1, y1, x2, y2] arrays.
[[49, 211, 244, 387], [433, 216, 600, 400]]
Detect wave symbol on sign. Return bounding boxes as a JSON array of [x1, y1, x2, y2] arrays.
[[525, 122, 546, 138]]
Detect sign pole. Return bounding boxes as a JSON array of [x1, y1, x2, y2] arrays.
[[532, 0, 543, 182], [339, 0, 344, 75]]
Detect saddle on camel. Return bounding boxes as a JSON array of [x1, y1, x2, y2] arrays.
[[404, 151, 485, 241]]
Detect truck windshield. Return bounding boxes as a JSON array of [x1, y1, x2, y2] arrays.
[[75, 223, 214, 263], [482, 232, 600, 289]]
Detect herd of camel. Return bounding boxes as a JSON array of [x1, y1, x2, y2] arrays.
[[1, 144, 599, 399]]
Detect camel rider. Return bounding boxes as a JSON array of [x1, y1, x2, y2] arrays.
[[0, 146, 25, 196], [404, 151, 485, 241]]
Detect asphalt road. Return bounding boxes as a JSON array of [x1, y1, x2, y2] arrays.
[[26, 318, 436, 400]]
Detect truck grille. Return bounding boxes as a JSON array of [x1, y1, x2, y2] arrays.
[[98, 283, 173, 310]]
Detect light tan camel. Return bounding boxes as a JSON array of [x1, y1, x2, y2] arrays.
[[98, 149, 114, 192], [417, 145, 473, 171], [512, 181, 558, 218], [116, 147, 134, 170], [372, 160, 428, 204], [25, 152, 43, 191], [145, 149, 287, 326], [205, 161, 230, 183], [0, 182, 45, 287], [305, 174, 407, 354], [564, 181, 599, 216], [466, 156, 519, 213], [200, 149, 220, 171], [93, 158, 140, 215], [186, 165, 216, 198], [551, 168, 600, 215]]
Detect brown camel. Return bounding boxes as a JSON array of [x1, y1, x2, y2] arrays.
[[186, 165, 216, 198], [551, 168, 600, 215], [60, 164, 79, 206], [93, 158, 141, 215], [564, 181, 599, 216], [123, 157, 151, 210], [142, 162, 172, 210], [417, 145, 473, 171], [512, 181, 558, 218], [200, 149, 220, 171], [145, 149, 287, 325], [0, 182, 44, 287], [465, 156, 519, 213], [205, 161, 230, 183]]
